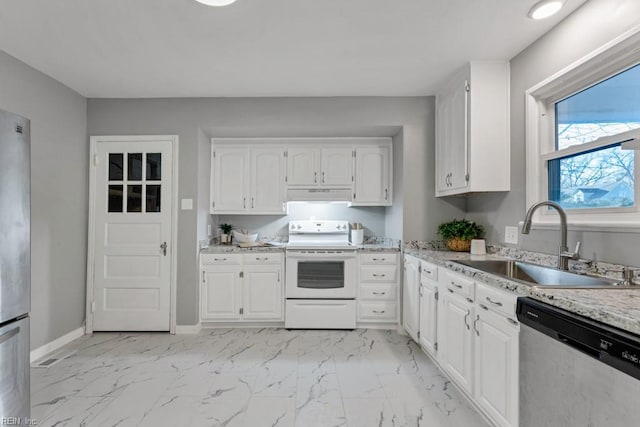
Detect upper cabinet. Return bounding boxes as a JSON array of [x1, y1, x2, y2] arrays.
[[211, 138, 392, 212], [287, 145, 353, 187], [353, 145, 392, 206], [211, 142, 286, 215], [435, 61, 510, 197]]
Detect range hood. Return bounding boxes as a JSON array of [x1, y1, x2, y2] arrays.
[[287, 188, 352, 202]]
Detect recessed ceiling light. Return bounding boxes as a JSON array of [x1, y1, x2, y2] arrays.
[[528, 0, 564, 20], [194, 0, 237, 6]]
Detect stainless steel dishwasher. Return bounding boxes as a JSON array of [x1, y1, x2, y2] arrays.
[[517, 298, 640, 427]]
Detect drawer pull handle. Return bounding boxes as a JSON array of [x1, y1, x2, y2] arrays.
[[507, 317, 519, 326], [255, 257, 269, 261], [373, 258, 386, 261], [485, 297, 503, 307], [448, 288, 454, 293], [423, 270, 432, 275], [372, 310, 386, 314], [372, 274, 386, 278], [214, 258, 228, 261], [451, 281, 463, 289], [372, 291, 386, 295]]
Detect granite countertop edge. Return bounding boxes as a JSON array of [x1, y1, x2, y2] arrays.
[[201, 244, 400, 254], [404, 248, 640, 336]]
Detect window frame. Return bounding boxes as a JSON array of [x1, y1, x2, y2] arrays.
[[525, 26, 640, 232]]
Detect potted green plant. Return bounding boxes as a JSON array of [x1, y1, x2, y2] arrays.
[[437, 219, 485, 252], [218, 223, 234, 244]]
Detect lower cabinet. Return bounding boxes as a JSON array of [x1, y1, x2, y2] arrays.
[[358, 252, 399, 324], [402, 255, 421, 341], [200, 252, 284, 322], [418, 262, 438, 357], [440, 289, 475, 395]]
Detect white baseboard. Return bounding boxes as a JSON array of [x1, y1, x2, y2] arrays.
[[175, 324, 202, 334], [30, 327, 85, 363]]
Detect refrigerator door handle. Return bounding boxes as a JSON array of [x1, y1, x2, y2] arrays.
[[0, 326, 20, 345]]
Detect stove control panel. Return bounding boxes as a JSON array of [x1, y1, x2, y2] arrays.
[[289, 220, 349, 234]]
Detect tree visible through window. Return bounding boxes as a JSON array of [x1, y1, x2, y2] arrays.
[[548, 63, 640, 210]]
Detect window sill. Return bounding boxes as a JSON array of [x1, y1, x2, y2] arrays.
[[518, 220, 640, 233]]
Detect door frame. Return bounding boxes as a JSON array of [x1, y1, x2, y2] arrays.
[[85, 135, 179, 334]]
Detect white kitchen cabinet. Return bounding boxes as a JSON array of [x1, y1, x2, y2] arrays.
[[211, 143, 285, 214], [402, 255, 421, 342], [243, 264, 283, 320], [200, 253, 284, 322], [474, 284, 519, 427], [435, 61, 510, 197], [201, 265, 243, 320], [358, 252, 399, 325], [438, 270, 475, 396], [287, 145, 352, 187], [419, 261, 438, 357], [353, 145, 392, 206]]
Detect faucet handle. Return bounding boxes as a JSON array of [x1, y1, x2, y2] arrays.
[[561, 241, 581, 259]]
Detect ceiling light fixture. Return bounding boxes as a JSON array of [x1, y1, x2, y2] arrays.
[[527, 0, 564, 20], [194, 0, 237, 6]]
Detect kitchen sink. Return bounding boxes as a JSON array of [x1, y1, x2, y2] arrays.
[[455, 259, 626, 289]]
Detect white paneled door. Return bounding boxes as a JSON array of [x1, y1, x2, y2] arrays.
[[89, 137, 175, 331]]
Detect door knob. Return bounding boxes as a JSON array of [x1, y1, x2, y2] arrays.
[[160, 241, 167, 256]]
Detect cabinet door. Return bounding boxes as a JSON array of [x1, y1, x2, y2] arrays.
[[250, 147, 285, 213], [435, 92, 451, 194], [320, 147, 353, 186], [440, 292, 474, 395], [448, 78, 469, 192], [287, 147, 319, 186], [419, 281, 438, 357], [242, 265, 283, 320], [211, 147, 248, 212], [353, 146, 390, 205], [201, 266, 242, 320], [475, 309, 519, 427], [402, 256, 420, 342]]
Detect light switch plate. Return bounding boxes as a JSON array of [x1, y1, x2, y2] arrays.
[[181, 198, 193, 210], [505, 226, 518, 244]]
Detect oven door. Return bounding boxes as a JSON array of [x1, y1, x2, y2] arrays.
[[285, 250, 357, 299]]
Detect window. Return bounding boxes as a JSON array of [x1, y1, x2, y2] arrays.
[[526, 29, 640, 229]]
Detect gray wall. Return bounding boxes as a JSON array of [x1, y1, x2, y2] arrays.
[[467, 0, 640, 265], [88, 97, 466, 325], [0, 50, 88, 350]]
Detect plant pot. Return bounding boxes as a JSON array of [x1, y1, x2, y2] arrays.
[[446, 237, 471, 252], [220, 233, 231, 245]]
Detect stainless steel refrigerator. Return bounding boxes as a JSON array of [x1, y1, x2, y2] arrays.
[[0, 108, 30, 419]]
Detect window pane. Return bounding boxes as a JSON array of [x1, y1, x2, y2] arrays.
[[108, 185, 123, 212], [556, 63, 640, 150], [146, 185, 161, 212], [127, 185, 142, 212], [128, 153, 143, 181], [109, 153, 123, 181], [548, 144, 634, 209], [146, 153, 161, 181]]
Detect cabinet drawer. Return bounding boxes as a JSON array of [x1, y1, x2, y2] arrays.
[[359, 253, 398, 265], [359, 284, 397, 301], [360, 265, 397, 282], [443, 270, 475, 301], [201, 253, 242, 265], [476, 283, 517, 318], [358, 302, 397, 321], [243, 253, 282, 265], [420, 261, 438, 281]]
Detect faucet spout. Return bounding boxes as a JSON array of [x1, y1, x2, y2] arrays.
[[522, 201, 573, 270]]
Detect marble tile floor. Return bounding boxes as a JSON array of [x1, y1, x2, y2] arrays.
[[31, 328, 489, 427]]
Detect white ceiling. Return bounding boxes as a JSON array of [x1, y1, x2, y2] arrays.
[[0, 0, 586, 98]]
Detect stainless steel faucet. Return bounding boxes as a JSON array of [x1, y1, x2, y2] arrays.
[[522, 201, 580, 270]]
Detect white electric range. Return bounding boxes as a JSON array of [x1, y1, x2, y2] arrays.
[[285, 220, 357, 329]]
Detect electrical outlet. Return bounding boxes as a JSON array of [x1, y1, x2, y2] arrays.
[[505, 226, 518, 244]]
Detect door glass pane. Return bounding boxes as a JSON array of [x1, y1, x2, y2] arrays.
[[109, 153, 123, 181], [127, 185, 143, 212], [128, 153, 143, 181], [146, 153, 162, 181], [146, 185, 161, 212], [297, 261, 344, 289], [108, 185, 123, 212], [548, 144, 634, 209]]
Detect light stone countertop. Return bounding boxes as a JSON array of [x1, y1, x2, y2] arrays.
[[201, 244, 285, 253], [404, 248, 640, 336]]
